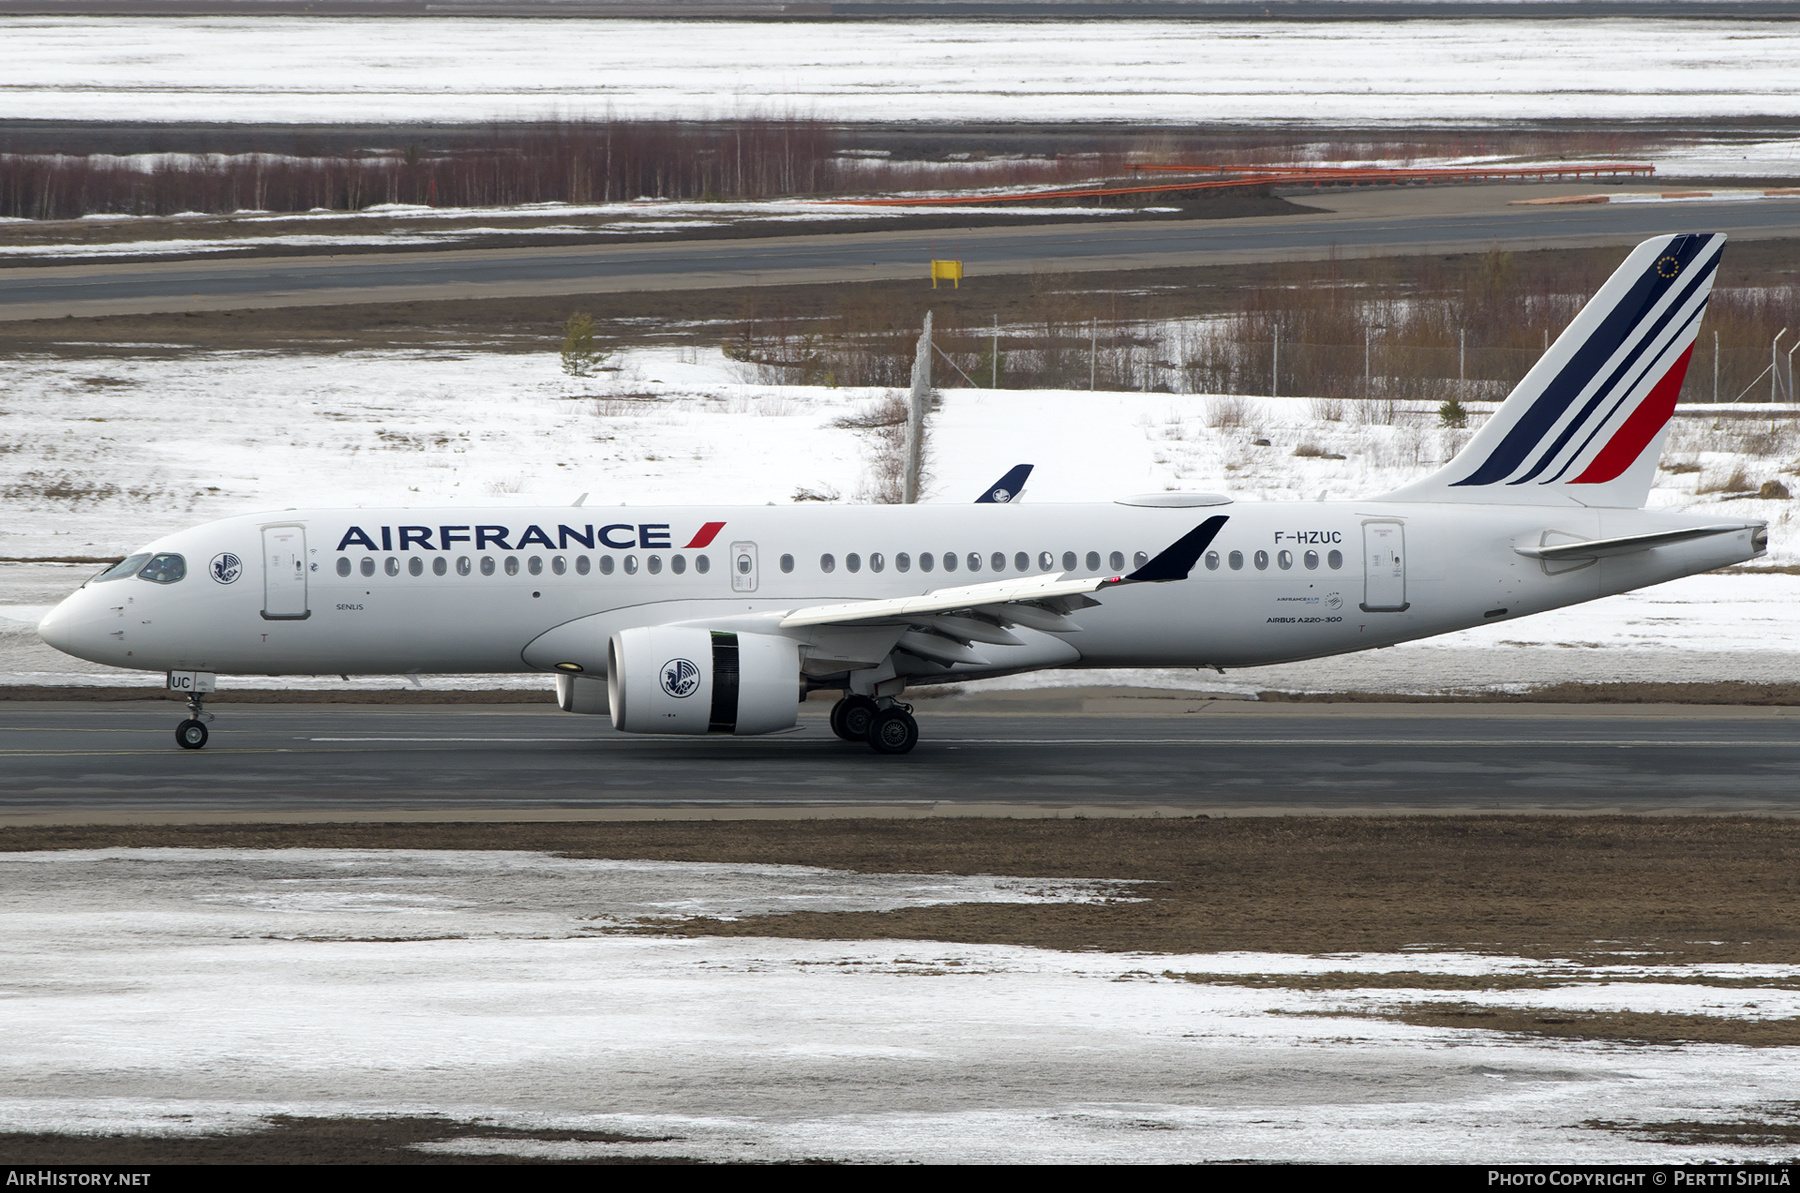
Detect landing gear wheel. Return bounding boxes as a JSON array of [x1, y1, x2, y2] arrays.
[[866, 707, 918, 755], [175, 719, 209, 750], [833, 695, 878, 742]]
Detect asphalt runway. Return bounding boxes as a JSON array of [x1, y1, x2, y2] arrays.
[[9, 188, 1800, 319], [4, 700, 1798, 820]]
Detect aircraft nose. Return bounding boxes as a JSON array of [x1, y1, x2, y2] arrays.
[[37, 589, 108, 663]]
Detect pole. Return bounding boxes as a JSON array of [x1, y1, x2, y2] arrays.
[[1714, 330, 1720, 403], [1090, 317, 1097, 391], [991, 314, 999, 389], [1364, 327, 1371, 389], [1786, 339, 1799, 403], [1272, 326, 1279, 400], [904, 310, 931, 504], [1771, 331, 1785, 406], [1459, 328, 1466, 394]]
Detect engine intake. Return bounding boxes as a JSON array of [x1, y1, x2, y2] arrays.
[[608, 626, 800, 736]]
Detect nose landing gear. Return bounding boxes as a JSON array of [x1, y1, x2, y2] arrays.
[[828, 694, 918, 755], [175, 690, 214, 750]]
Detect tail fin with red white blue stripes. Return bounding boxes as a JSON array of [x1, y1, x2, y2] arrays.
[[1377, 233, 1724, 508]]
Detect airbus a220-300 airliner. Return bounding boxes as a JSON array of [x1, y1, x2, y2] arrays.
[[39, 234, 1766, 754]]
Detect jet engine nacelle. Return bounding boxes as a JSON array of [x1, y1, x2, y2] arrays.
[[607, 626, 801, 736]]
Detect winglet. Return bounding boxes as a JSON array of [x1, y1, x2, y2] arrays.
[[975, 464, 1033, 504], [1121, 516, 1229, 583]]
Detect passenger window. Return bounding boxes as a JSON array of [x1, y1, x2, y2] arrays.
[[780, 554, 795, 574], [990, 552, 1005, 572], [360, 558, 376, 578], [1134, 551, 1149, 569], [480, 556, 496, 576], [139, 553, 186, 584], [647, 555, 662, 574], [847, 553, 861, 573], [820, 553, 835, 573], [457, 556, 472, 576], [1086, 551, 1101, 572], [920, 552, 935, 573], [504, 556, 519, 576], [528, 556, 544, 576], [1254, 550, 1269, 570], [870, 552, 885, 573], [1328, 549, 1343, 570], [695, 555, 710, 574], [409, 557, 423, 577], [967, 552, 982, 572], [1109, 551, 1124, 572], [1278, 550, 1293, 570], [1016, 552, 1032, 572], [623, 555, 639, 575], [551, 556, 566, 575], [575, 555, 590, 575], [1062, 551, 1076, 571], [433, 557, 447, 576], [1304, 550, 1319, 570], [1038, 552, 1054, 572], [672, 554, 687, 575], [942, 552, 957, 573], [1229, 550, 1244, 570], [337, 557, 352, 577], [896, 552, 911, 572], [385, 557, 399, 577], [1205, 551, 1220, 571], [599, 556, 615, 575]]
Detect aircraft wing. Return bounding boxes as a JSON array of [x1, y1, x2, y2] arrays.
[[780, 515, 1227, 630]]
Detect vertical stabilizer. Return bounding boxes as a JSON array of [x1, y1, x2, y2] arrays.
[[1377, 233, 1724, 508]]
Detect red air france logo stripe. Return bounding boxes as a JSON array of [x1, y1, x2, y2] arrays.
[[684, 521, 727, 549], [1571, 344, 1694, 485]]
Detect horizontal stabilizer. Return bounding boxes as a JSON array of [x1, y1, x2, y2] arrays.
[[1515, 523, 1757, 560]]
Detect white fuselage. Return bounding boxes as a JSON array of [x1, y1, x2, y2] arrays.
[[37, 499, 1762, 684]]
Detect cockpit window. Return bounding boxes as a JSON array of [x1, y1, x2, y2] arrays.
[[138, 553, 187, 584], [94, 553, 152, 583]]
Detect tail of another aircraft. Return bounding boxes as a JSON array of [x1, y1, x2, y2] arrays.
[[1377, 233, 1725, 509]]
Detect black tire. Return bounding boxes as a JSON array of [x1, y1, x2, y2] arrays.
[[175, 719, 209, 750], [867, 707, 918, 755], [837, 695, 878, 742]]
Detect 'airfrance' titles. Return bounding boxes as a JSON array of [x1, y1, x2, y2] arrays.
[[335, 521, 727, 553]]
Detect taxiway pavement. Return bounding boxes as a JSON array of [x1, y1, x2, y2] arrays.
[[7, 187, 1800, 319], [3, 699, 1796, 820]]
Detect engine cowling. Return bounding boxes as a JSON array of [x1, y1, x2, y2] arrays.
[[607, 626, 801, 736]]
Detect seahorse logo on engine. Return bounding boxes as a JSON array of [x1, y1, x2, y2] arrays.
[[661, 657, 701, 698]]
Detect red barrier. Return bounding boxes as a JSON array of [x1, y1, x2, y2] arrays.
[[826, 161, 1656, 207]]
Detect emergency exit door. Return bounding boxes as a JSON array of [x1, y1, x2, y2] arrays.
[[1360, 521, 1408, 612], [262, 524, 310, 620], [729, 541, 759, 593]]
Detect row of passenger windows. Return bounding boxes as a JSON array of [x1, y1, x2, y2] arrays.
[[336, 553, 712, 579], [1207, 548, 1344, 572], [789, 550, 1145, 576]]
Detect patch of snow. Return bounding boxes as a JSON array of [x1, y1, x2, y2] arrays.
[[1, 847, 1797, 1163], [0, 18, 1796, 126]]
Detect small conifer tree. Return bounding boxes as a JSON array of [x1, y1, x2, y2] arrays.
[[560, 312, 605, 378], [1438, 396, 1469, 429]]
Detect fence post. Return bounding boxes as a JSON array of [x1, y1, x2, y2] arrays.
[[991, 314, 999, 389], [1458, 329, 1465, 393], [1090, 317, 1097, 391], [1775, 330, 1787, 404], [1714, 330, 1719, 403], [1364, 327, 1371, 389], [1272, 327, 1279, 400], [904, 310, 931, 505]]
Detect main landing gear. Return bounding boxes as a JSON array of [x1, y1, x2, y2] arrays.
[[175, 690, 213, 750], [830, 694, 918, 755]]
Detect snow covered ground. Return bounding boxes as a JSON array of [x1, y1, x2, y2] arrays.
[[1, 17, 1797, 126], [3, 847, 1796, 1163], [0, 345, 1793, 693]]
